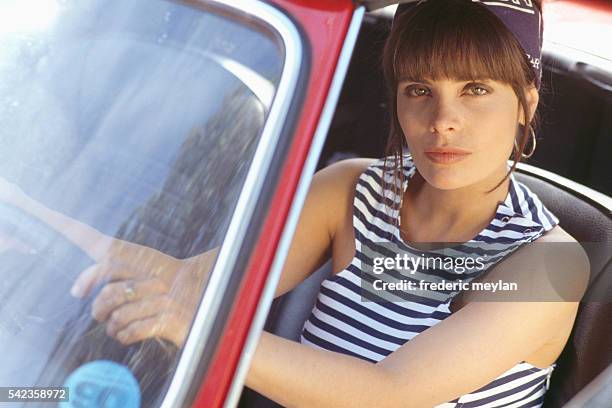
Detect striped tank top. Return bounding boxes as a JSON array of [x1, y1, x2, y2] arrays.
[[300, 155, 560, 408]]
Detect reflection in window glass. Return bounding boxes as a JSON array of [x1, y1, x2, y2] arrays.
[[0, 0, 282, 406]]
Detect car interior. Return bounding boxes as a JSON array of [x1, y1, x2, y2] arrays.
[[239, 7, 612, 408]]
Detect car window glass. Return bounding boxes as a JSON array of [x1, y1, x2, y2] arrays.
[[0, 0, 282, 406]]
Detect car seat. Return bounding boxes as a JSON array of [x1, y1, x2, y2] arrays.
[[240, 163, 612, 408]]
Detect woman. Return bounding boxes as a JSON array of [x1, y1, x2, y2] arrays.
[[1, 0, 588, 406], [238, 2, 587, 406]]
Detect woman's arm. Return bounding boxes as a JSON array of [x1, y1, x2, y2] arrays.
[[0, 175, 221, 288], [0, 177, 114, 261], [17, 192, 117, 260], [1, 155, 368, 298], [272, 158, 374, 298], [244, 229, 590, 408], [55, 158, 375, 347]]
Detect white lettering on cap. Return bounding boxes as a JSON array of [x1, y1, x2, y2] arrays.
[[471, 0, 535, 14]]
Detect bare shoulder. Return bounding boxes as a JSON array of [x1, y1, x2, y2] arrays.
[[314, 158, 377, 191], [513, 225, 588, 271], [536, 224, 578, 243], [273, 158, 377, 297], [534, 225, 590, 292], [463, 225, 590, 304], [312, 158, 376, 231], [538, 224, 590, 296], [306, 158, 376, 202]]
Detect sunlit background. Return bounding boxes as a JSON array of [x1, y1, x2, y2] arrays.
[[0, 0, 60, 35]]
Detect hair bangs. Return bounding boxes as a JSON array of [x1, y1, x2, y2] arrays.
[[390, 1, 529, 86]]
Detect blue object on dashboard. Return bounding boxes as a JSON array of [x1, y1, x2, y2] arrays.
[[61, 360, 141, 408]]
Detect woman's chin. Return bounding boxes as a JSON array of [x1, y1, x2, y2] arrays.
[[425, 177, 467, 191], [417, 166, 471, 191]]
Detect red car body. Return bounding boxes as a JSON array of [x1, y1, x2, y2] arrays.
[[189, 1, 612, 407]]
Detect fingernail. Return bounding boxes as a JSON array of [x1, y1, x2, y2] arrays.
[[70, 284, 82, 298]]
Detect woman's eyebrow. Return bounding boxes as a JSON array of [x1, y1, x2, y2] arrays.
[[398, 78, 432, 85], [465, 78, 494, 84], [398, 78, 496, 87]]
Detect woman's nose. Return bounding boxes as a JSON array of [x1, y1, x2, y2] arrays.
[[429, 97, 461, 134]]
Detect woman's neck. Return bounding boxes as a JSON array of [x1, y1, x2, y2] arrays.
[[400, 167, 510, 244]]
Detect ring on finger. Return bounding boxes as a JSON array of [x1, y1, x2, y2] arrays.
[[124, 282, 136, 302]]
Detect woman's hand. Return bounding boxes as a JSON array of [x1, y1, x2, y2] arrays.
[[0, 176, 30, 208], [71, 240, 214, 348], [0, 176, 216, 347]]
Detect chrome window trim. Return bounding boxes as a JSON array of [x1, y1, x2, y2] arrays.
[[160, 1, 303, 407], [516, 162, 612, 215], [202, 51, 275, 110], [543, 41, 612, 67], [222, 7, 366, 408], [542, 40, 612, 93]]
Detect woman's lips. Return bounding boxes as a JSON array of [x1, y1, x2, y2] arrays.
[[424, 150, 472, 164]]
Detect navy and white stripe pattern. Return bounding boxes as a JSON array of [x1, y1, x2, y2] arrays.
[[300, 155, 559, 407]]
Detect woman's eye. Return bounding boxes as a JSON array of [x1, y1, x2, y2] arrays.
[[406, 86, 430, 97], [468, 85, 489, 96]]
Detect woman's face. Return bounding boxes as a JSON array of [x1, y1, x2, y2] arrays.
[[396, 78, 538, 191]]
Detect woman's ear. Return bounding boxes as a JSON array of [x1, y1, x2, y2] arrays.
[[519, 85, 540, 125]]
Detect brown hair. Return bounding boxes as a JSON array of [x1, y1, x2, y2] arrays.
[[382, 0, 543, 218]]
